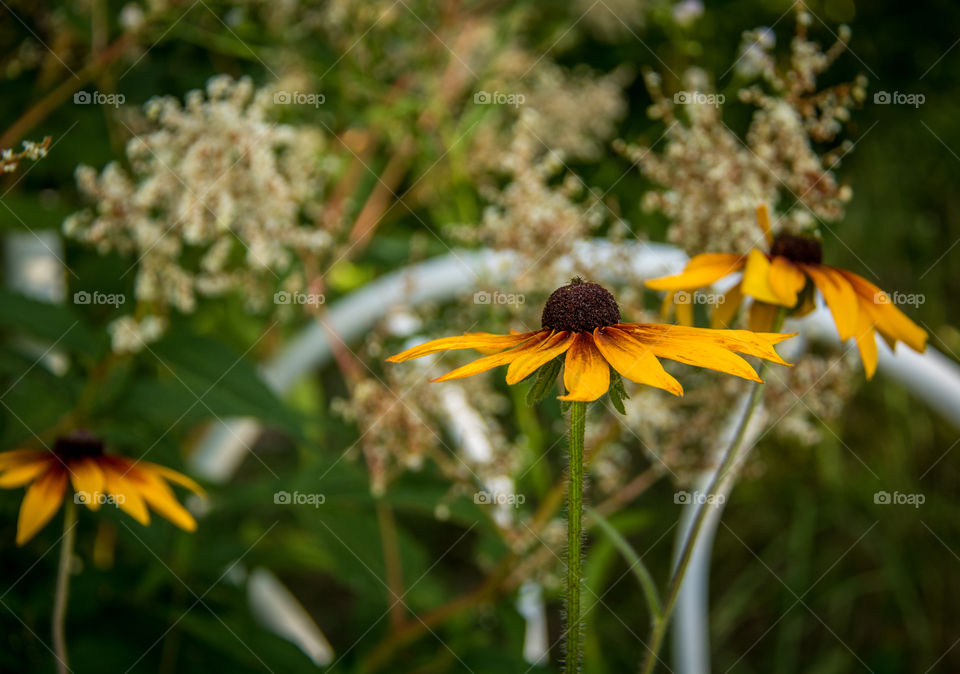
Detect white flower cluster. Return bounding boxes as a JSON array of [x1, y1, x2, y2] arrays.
[[64, 75, 333, 349], [622, 11, 862, 255], [107, 315, 167, 354], [1, 137, 50, 173]]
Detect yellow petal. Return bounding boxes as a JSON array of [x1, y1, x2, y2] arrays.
[[835, 269, 927, 353], [593, 328, 682, 396], [432, 333, 550, 383], [646, 254, 744, 291], [768, 257, 807, 306], [558, 333, 611, 402], [853, 309, 879, 380], [128, 467, 197, 532], [505, 331, 574, 384], [101, 462, 151, 526], [659, 291, 674, 320], [748, 300, 779, 332], [0, 449, 45, 470], [138, 462, 206, 496], [710, 283, 744, 329], [16, 468, 67, 546], [741, 249, 786, 305], [69, 458, 105, 511], [387, 331, 541, 363], [675, 294, 694, 326], [621, 323, 794, 366], [756, 203, 774, 246], [643, 335, 762, 383], [803, 265, 858, 340], [0, 456, 54, 488]]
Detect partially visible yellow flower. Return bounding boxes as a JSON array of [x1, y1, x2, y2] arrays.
[[646, 205, 927, 379], [387, 279, 793, 401], [0, 431, 205, 545]]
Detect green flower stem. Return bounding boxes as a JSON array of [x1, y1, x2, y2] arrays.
[[639, 308, 787, 674], [52, 501, 77, 674], [565, 400, 587, 673], [588, 507, 663, 624]]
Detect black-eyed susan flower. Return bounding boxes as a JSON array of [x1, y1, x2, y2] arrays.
[[646, 205, 927, 379], [0, 430, 204, 545], [387, 278, 794, 401]]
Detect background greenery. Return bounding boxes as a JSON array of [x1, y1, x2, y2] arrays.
[[1, 0, 958, 672]]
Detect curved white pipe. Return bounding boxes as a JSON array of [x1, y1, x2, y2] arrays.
[[181, 243, 960, 674]]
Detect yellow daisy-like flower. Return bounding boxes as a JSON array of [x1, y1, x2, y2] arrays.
[[387, 279, 794, 401], [646, 206, 928, 379], [0, 431, 205, 545]]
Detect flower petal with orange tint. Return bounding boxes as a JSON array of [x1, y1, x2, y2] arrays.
[[711, 282, 744, 329], [432, 333, 551, 382], [645, 253, 744, 291], [16, 468, 67, 545], [741, 249, 785, 305], [69, 457, 105, 511], [621, 324, 793, 365], [802, 265, 858, 340], [593, 328, 682, 396], [0, 449, 44, 471], [101, 462, 151, 526], [835, 269, 927, 353], [852, 309, 879, 379], [138, 461, 205, 496], [558, 333, 611, 402], [748, 300, 780, 332], [505, 331, 574, 384], [768, 257, 807, 306], [0, 455, 54, 488], [129, 467, 197, 531], [387, 331, 542, 363]]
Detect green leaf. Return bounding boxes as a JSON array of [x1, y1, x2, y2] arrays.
[[144, 331, 301, 433], [608, 370, 629, 415], [0, 290, 104, 355], [525, 356, 563, 406]]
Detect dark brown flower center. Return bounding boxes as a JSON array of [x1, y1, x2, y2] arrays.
[[770, 234, 822, 265], [53, 430, 104, 460], [541, 279, 620, 333]]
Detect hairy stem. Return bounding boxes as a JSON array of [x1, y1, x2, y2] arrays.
[[52, 501, 77, 674], [565, 401, 586, 672]]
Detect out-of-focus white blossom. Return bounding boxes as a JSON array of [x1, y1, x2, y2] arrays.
[[64, 75, 334, 347]]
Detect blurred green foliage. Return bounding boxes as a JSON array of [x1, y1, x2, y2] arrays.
[[1, 0, 958, 672]]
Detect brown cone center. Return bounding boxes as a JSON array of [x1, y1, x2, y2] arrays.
[[54, 430, 104, 461], [770, 234, 822, 265], [541, 279, 620, 333]]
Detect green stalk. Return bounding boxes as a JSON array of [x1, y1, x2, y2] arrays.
[[52, 501, 77, 674], [639, 308, 787, 674], [588, 507, 663, 624], [565, 400, 587, 673]]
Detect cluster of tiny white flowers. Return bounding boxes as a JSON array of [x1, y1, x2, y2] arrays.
[[1, 137, 50, 173], [64, 75, 334, 349], [107, 315, 167, 354], [471, 53, 631, 168], [621, 10, 862, 255]]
